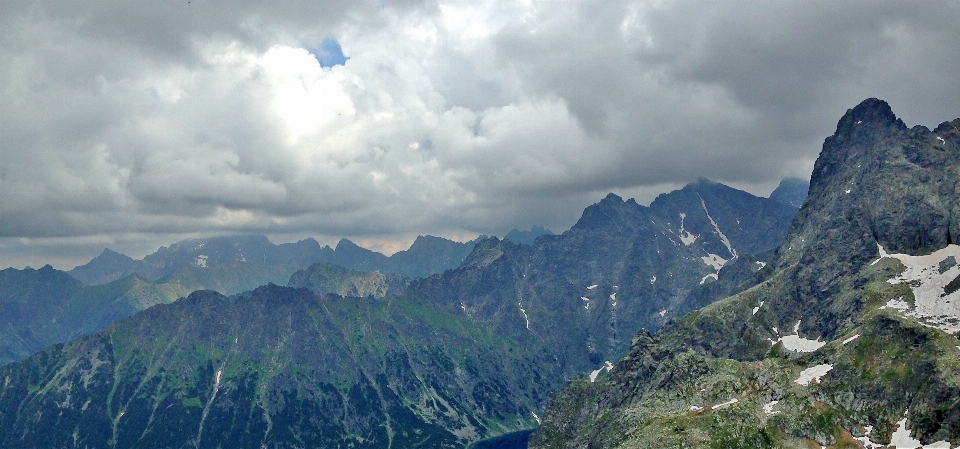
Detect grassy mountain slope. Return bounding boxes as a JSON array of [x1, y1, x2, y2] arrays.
[[0, 286, 547, 448]]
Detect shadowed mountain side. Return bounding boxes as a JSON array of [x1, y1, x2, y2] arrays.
[[769, 177, 810, 209], [157, 263, 304, 297], [0, 266, 182, 366]]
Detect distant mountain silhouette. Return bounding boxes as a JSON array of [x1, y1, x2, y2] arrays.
[[503, 226, 554, 245]]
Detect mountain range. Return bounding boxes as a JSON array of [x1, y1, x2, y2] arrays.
[[0, 172, 801, 447], [5, 97, 952, 448], [531, 99, 960, 448], [69, 234, 487, 287]]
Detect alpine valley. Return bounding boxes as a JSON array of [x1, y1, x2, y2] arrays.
[[6, 99, 950, 448]]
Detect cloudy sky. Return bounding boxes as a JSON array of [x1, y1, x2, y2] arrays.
[[3, 0, 960, 269]]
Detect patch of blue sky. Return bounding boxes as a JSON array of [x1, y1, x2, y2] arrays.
[[311, 37, 348, 68]]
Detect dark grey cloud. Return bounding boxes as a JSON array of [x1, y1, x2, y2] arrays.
[[2, 0, 960, 269]]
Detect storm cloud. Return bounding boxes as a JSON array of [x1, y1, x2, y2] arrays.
[[2, 0, 960, 268]]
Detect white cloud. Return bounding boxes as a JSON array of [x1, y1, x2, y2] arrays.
[[2, 0, 960, 269]]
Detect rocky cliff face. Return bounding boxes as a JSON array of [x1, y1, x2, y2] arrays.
[[531, 99, 960, 448], [405, 181, 796, 381]]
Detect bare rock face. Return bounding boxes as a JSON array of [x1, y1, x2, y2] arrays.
[[774, 98, 960, 338]]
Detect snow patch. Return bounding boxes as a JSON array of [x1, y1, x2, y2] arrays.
[[518, 297, 530, 330], [712, 398, 738, 410], [531, 411, 541, 425], [937, 136, 946, 144], [650, 275, 656, 284], [689, 405, 703, 412], [854, 413, 952, 448], [700, 253, 727, 285], [195, 255, 208, 267], [841, 334, 860, 345], [795, 364, 833, 386], [755, 261, 767, 269], [890, 416, 951, 448], [875, 243, 960, 333], [699, 195, 737, 258], [701, 253, 727, 271], [588, 361, 614, 382], [609, 292, 617, 306], [752, 301, 764, 315], [659, 309, 667, 317], [587, 284, 598, 290], [763, 400, 780, 416], [772, 320, 826, 352], [581, 296, 590, 310], [845, 189, 851, 194], [780, 334, 826, 352], [678, 212, 697, 245]]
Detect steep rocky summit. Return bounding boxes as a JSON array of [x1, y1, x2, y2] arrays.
[[531, 98, 960, 448]]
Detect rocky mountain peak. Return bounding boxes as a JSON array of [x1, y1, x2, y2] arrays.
[[573, 192, 645, 233], [98, 248, 127, 258], [687, 177, 717, 189], [333, 238, 364, 252], [834, 97, 906, 135], [769, 177, 809, 209], [780, 98, 959, 273], [460, 236, 507, 268], [600, 192, 624, 204], [530, 98, 960, 449]]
